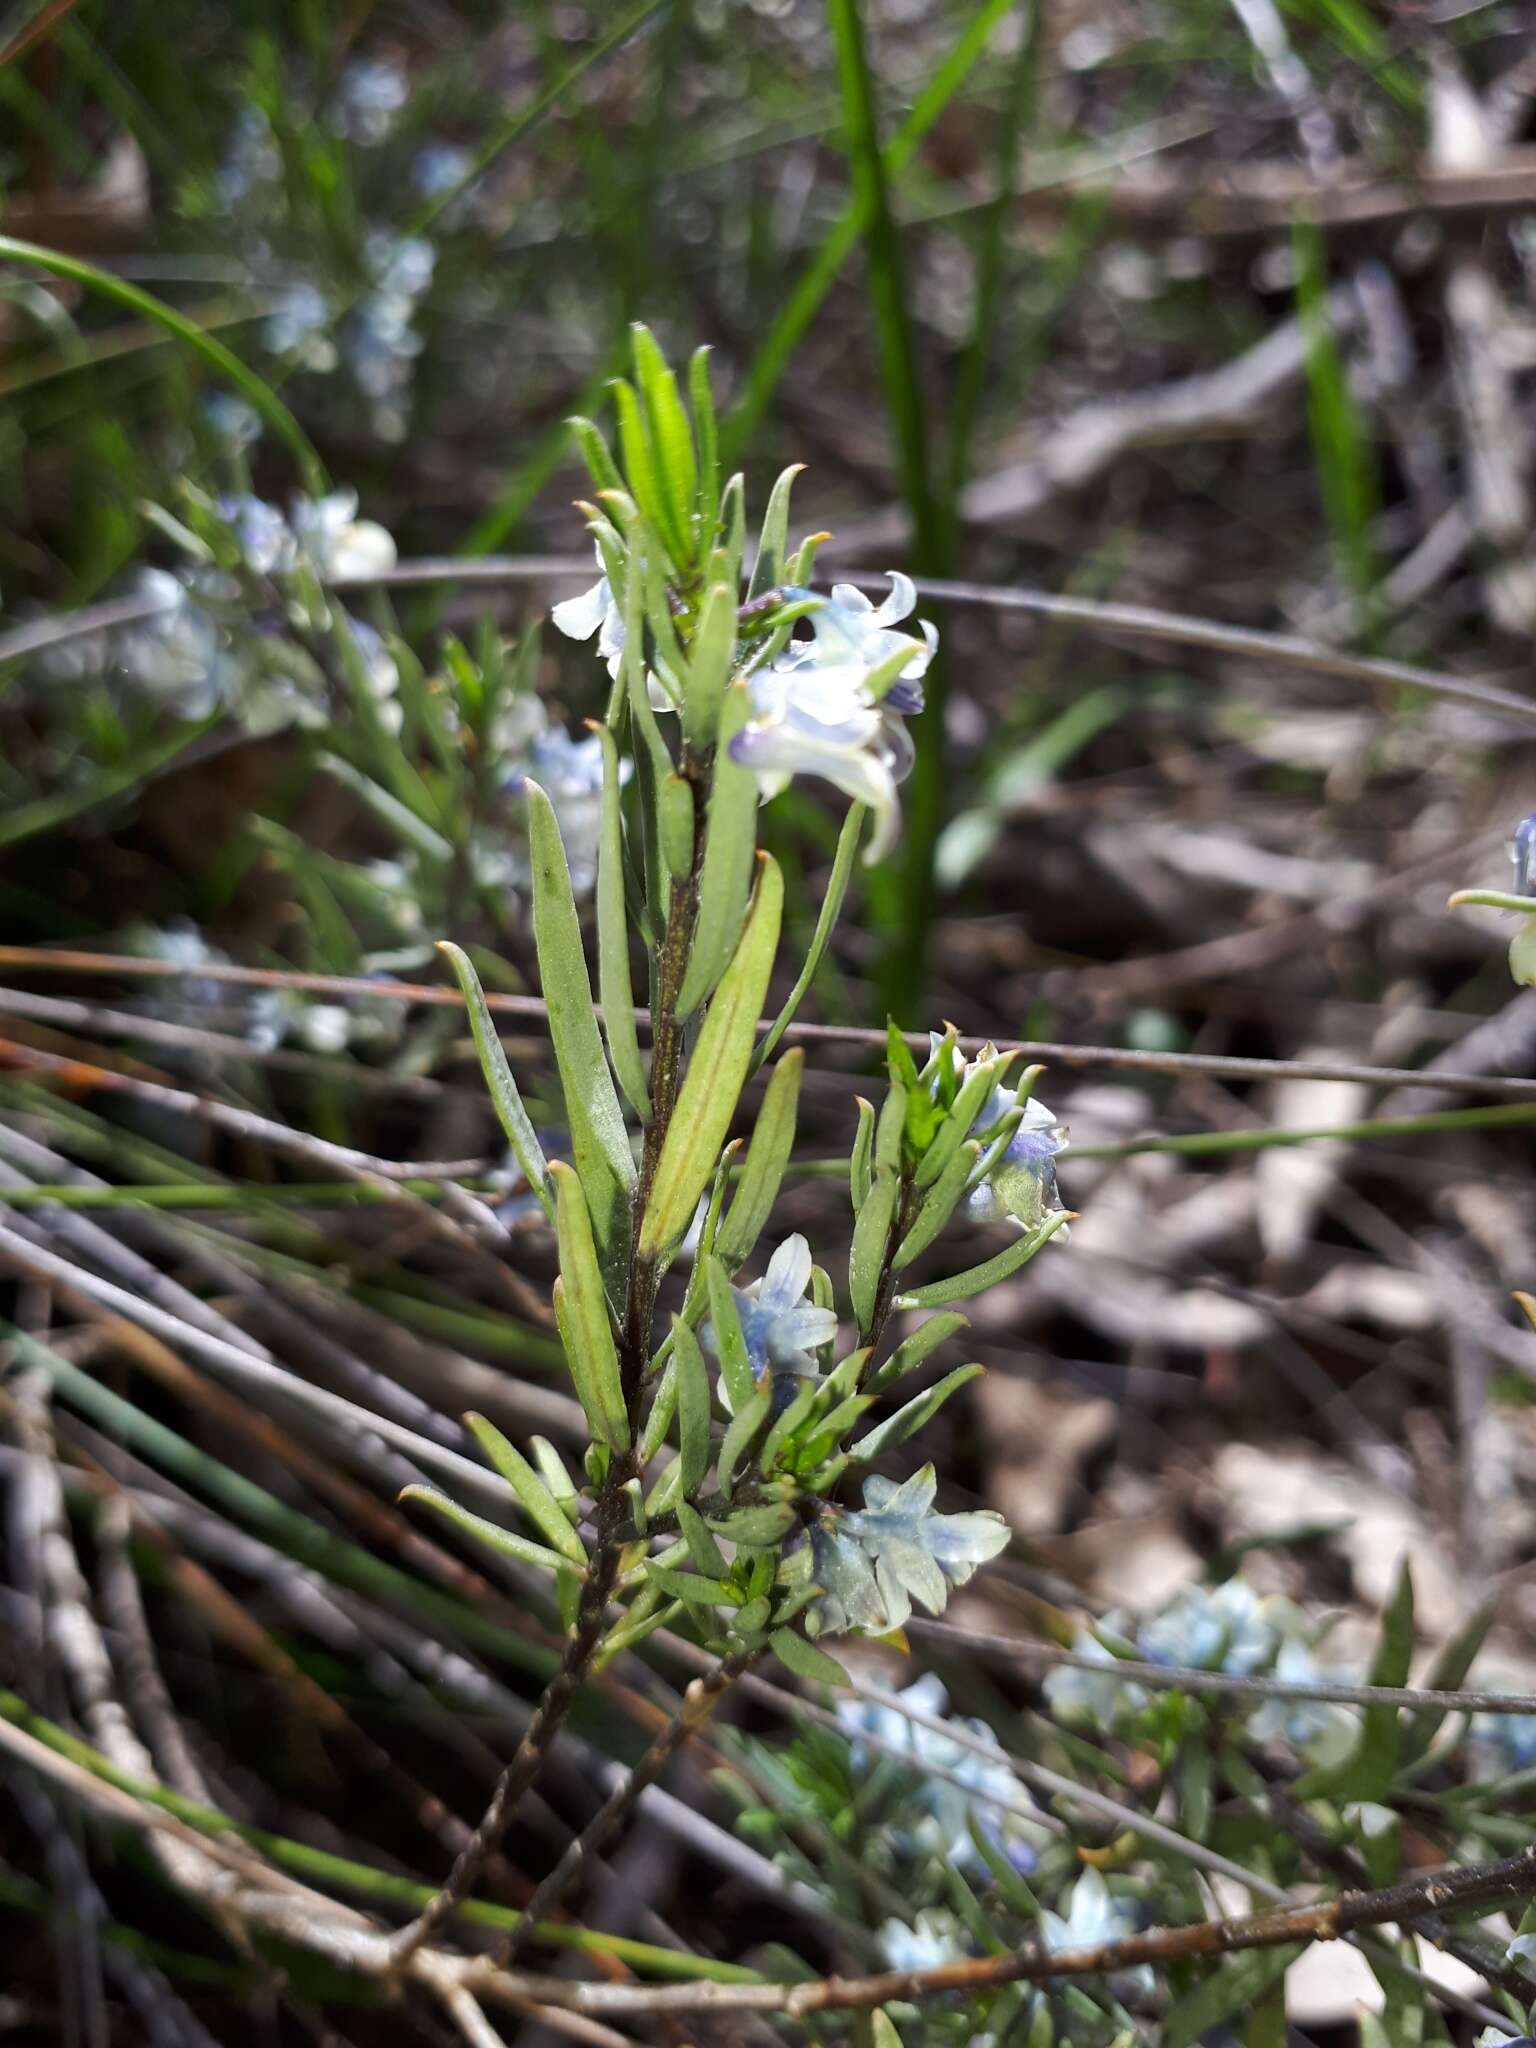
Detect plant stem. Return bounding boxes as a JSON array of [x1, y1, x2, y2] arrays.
[[392, 754, 709, 1968], [496, 1644, 762, 1966], [382, 1480, 631, 1969]]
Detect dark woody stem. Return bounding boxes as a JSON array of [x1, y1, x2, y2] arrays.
[[495, 1643, 763, 1967], [390, 752, 711, 1971]]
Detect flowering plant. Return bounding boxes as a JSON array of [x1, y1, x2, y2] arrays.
[[387, 328, 1073, 1963]]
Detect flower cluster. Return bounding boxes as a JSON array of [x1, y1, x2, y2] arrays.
[[839, 1674, 1042, 1876], [554, 565, 935, 862], [1044, 1577, 1352, 1756], [32, 491, 399, 736], [730, 575, 934, 863], [931, 1034, 1067, 1233]]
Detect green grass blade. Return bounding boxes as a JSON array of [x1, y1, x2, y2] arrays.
[[0, 235, 325, 492]]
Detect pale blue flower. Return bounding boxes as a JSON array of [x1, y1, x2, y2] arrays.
[[1248, 1638, 1353, 1754], [1137, 1580, 1279, 1676], [1042, 1629, 1146, 1726], [414, 143, 475, 198], [708, 1233, 837, 1414], [1514, 815, 1536, 896], [835, 1674, 1039, 1872], [217, 494, 294, 576], [877, 1907, 969, 1972], [1471, 1706, 1536, 1781], [334, 57, 408, 145], [932, 1037, 1067, 1233], [1041, 1867, 1136, 1953], [264, 281, 336, 370], [730, 661, 915, 863], [811, 1466, 1009, 1636], [1475, 2032, 1536, 2047], [505, 725, 610, 892], [775, 572, 936, 716]]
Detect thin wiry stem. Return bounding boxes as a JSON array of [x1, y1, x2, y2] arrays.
[[383, 1482, 631, 1969], [498, 1646, 762, 1967], [5, 947, 1536, 1101], [911, 1613, 1536, 1717]]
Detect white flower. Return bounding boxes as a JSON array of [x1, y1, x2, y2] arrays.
[[708, 1233, 837, 1414], [776, 572, 936, 715], [1041, 1868, 1137, 1954], [730, 661, 915, 863], [290, 489, 397, 583], [877, 1907, 968, 1973], [551, 547, 626, 674]]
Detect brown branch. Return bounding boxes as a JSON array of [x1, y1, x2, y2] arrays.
[[8, 1683, 1532, 2025]]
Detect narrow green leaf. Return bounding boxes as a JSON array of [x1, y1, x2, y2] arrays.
[[689, 345, 720, 553], [717, 1383, 771, 1500], [747, 463, 804, 599], [675, 684, 759, 1020], [529, 1437, 579, 1508], [0, 235, 325, 492], [611, 375, 685, 566], [639, 1353, 679, 1467], [734, 1594, 772, 1637], [720, 472, 746, 591], [771, 1627, 851, 1689], [677, 1500, 730, 1578], [754, 802, 866, 1072], [682, 580, 738, 753], [436, 941, 553, 1224], [400, 1485, 579, 1580], [465, 1413, 587, 1565], [758, 1374, 824, 1479], [708, 1501, 796, 1546], [704, 1258, 756, 1417], [645, 1562, 740, 1608], [551, 1163, 632, 1454], [914, 1051, 1013, 1191], [849, 1166, 899, 1330], [893, 1141, 980, 1269], [567, 414, 625, 497], [318, 753, 452, 863], [874, 1082, 907, 1176], [528, 783, 636, 1287], [593, 723, 652, 1119], [850, 1097, 875, 1209], [631, 324, 698, 555], [1299, 1560, 1414, 1802], [659, 772, 695, 882], [672, 1316, 712, 1496], [716, 1049, 803, 1271], [850, 1363, 983, 1463], [895, 1209, 1071, 1309], [640, 853, 783, 1256]]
